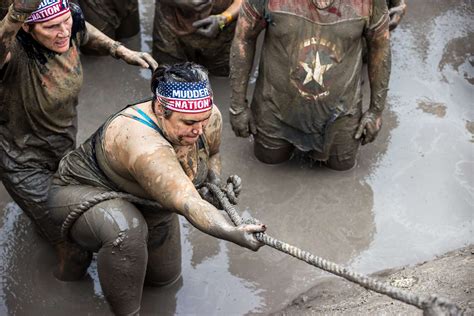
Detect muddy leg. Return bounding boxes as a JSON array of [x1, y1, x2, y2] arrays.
[[77, 199, 148, 316], [254, 141, 294, 164], [54, 240, 93, 281], [49, 186, 149, 315], [144, 213, 182, 286], [325, 114, 361, 171], [115, 0, 140, 39]]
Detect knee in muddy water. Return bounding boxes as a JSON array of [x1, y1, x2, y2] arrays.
[[325, 125, 360, 171], [253, 137, 294, 164], [325, 154, 357, 171]]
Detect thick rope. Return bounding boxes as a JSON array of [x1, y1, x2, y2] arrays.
[[60, 184, 463, 315], [205, 183, 463, 316], [60, 192, 162, 240]]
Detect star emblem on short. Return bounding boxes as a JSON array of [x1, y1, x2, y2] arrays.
[[300, 51, 333, 87]]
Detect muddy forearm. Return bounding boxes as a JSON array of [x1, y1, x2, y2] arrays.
[[367, 28, 391, 114], [183, 196, 243, 240], [221, 0, 242, 21], [230, 18, 259, 111], [0, 5, 26, 67], [81, 21, 118, 56]]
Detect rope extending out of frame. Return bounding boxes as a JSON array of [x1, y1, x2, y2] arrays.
[[204, 183, 463, 316], [60, 184, 463, 315]]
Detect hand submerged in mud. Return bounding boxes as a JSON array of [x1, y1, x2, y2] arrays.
[[192, 15, 224, 38], [355, 110, 382, 145], [230, 106, 256, 138], [115, 46, 158, 70], [388, 0, 407, 31]]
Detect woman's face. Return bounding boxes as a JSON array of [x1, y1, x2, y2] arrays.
[[26, 12, 73, 54], [162, 108, 213, 146]]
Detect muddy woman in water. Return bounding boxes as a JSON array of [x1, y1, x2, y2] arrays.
[[47, 62, 267, 315], [0, 0, 157, 273]]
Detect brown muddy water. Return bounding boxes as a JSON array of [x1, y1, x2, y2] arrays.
[[0, 0, 473, 315]]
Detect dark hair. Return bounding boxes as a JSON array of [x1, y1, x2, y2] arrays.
[[151, 62, 211, 118]]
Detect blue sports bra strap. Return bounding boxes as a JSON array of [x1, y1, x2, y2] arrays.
[[120, 112, 161, 133], [132, 106, 161, 130], [129, 106, 165, 136]]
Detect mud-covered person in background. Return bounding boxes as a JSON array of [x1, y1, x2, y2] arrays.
[[74, 0, 139, 42], [387, 0, 406, 31], [0, 0, 157, 279], [230, 0, 391, 170], [153, 0, 242, 76], [48, 62, 266, 315], [0, 0, 12, 19]]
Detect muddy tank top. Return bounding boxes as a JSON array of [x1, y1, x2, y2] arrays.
[[0, 4, 87, 173], [55, 101, 211, 198], [156, 0, 234, 36], [242, 0, 388, 153]]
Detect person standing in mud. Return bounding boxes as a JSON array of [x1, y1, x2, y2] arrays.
[[74, 0, 140, 41], [230, 0, 391, 170], [0, 0, 157, 272], [153, 0, 242, 76], [47, 62, 266, 315]]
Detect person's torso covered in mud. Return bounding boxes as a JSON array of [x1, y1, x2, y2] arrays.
[[0, 2, 87, 242], [229, 0, 391, 169], [152, 0, 239, 76], [0, 0, 157, 244], [75, 0, 140, 41]]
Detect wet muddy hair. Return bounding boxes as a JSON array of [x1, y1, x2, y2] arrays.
[[151, 62, 211, 118]]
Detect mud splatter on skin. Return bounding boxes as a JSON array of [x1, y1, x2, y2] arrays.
[[229, 13, 266, 109], [367, 21, 391, 113], [466, 121, 474, 143], [416, 99, 447, 118]]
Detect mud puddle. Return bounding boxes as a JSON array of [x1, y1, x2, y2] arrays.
[[0, 0, 472, 314]]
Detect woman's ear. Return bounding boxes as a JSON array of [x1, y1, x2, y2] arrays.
[[153, 98, 165, 118]]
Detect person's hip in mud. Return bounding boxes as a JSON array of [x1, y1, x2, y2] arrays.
[[47, 62, 266, 316], [152, 0, 242, 77]]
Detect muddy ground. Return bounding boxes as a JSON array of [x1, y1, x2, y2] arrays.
[[0, 0, 473, 315], [275, 245, 474, 315]]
